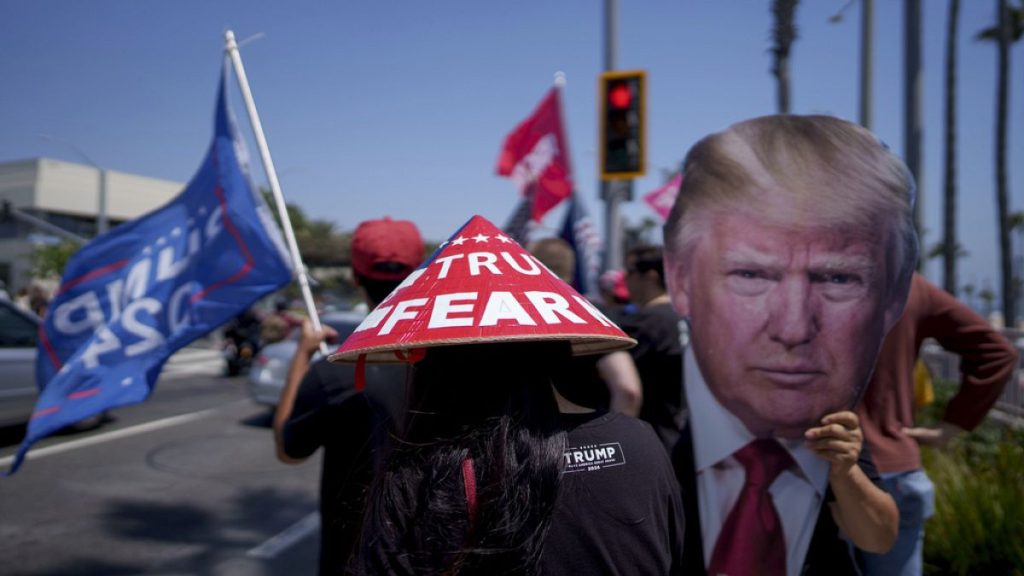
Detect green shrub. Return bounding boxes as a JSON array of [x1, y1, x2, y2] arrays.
[[921, 415, 1024, 575]]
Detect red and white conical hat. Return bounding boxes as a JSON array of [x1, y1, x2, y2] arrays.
[[329, 215, 635, 364]]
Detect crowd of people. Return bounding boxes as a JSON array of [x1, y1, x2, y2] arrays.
[[0, 280, 53, 318], [267, 114, 1017, 576]]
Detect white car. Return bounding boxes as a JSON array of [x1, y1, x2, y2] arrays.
[[247, 310, 366, 407], [0, 298, 127, 431]]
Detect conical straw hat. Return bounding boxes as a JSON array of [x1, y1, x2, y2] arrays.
[[329, 215, 635, 363]]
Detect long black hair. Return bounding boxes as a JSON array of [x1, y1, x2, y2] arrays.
[[355, 341, 571, 575]]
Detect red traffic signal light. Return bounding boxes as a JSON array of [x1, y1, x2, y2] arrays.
[[599, 70, 646, 180], [608, 82, 632, 109]]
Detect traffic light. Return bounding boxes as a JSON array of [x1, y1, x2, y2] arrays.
[[599, 70, 646, 180]]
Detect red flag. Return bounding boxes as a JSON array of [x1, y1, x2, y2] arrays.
[[643, 172, 683, 221], [496, 88, 573, 221]]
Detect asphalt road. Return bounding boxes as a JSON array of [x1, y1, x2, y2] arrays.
[[0, 346, 323, 576]]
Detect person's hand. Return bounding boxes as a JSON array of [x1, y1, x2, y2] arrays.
[[902, 421, 963, 449], [297, 318, 338, 357], [805, 410, 862, 478]]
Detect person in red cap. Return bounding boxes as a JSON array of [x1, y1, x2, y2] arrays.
[[598, 268, 633, 318], [272, 216, 424, 576], [332, 215, 685, 575]]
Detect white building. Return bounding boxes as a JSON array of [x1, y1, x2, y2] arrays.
[[0, 158, 183, 292]]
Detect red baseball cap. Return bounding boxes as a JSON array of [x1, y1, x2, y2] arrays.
[[351, 217, 425, 281], [330, 215, 635, 364], [599, 269, 630, 303]]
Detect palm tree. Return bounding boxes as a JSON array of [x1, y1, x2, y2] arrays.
[[977, 1, 1024, 41], [623, 216, 660, 251], [962, 281, 976, 308], [927, 241, 967, 263], [1010, 211, 1024, 322], [905, 0, 924, 255], [771, 0, 800, 113], [976, 0, 1024, 326], [942, 0, 961, 295], [827, 0, 874, 129], [979, 283, 997, 318]]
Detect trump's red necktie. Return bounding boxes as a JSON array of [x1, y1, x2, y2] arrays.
[[708, 438, 794, 576]]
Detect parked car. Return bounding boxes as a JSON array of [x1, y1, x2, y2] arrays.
[[247, 310, 366, 407], [0, 298, 114, 431], [0, 299, 41, 427]]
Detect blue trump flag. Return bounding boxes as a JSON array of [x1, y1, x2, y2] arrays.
[[5, 65, 293, 474], [559, 192, 601, 298]]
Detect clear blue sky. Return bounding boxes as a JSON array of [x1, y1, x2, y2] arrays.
[[1, 1, 1022, 301]]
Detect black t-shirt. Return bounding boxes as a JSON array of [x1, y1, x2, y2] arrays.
[[282, 359, 408, 575], [540, 411, 686, 575], [550, 300, 626, 411], [618, 302, 685, 451], [552, 354, 611, 410]]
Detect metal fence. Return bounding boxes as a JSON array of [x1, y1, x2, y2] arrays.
[[920, 329, 1024, 421]]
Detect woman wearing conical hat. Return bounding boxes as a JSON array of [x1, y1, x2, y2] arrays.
[[331, 216, 685, 575]]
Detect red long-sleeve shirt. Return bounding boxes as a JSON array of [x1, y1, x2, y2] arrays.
[[858, 273, 1019, 473]]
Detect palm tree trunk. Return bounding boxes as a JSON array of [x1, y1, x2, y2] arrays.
[[777, 58, 791, 114], [860, 0, 874, 129], [905, 0, 925, 264], [996, 0, 1015, 324], [942, 0, 960, 294], [771, 0, 799, 114]]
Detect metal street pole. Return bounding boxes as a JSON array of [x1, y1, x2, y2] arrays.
[[40, 135, 109, 236], [601, 0, 629, 271], [97, 169, 108, 235], [604, 0, 616, 72]]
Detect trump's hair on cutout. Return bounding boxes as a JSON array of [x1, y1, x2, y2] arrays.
[[663, 114, 918, 304]]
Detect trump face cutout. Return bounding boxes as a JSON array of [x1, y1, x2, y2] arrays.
[[667, 202, 903, 439]]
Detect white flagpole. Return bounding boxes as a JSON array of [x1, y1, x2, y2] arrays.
[[223, 30, 328, 354], [553, 70, 575, 180]]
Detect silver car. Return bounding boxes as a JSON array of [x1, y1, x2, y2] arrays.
[[0, 299, 40, 427], [247, 310, 366, 407]]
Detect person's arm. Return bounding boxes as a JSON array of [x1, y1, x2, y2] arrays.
[[916, 279, 1019, 436], [597, 350, 643, 417], [273, 319, 337, 464], [902, 420, 965, 448], [806, 410, 898, 554]]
